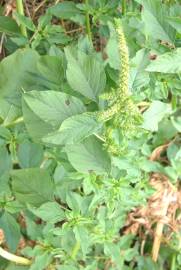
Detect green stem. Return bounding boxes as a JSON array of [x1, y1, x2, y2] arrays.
[[0, 247, 31, 265], [171, 95, 177, 110], [171, 253, 176, 270], [16, 0, 27, 37], [122, 0, 126, 15], [71, 241, 80, 260], [3, 117, 24, 128], [85, 0, 92, 44]]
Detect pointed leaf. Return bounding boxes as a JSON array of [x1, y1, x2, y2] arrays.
[[65, 136, 111, 174], [146, 48, 181, 74], [42, 113, 102, 145], [29, 202, 65, 223], [17, 141, 44, 168], [167, 16, 181, 33], [0, 212, 20, 252], [11, 168, 54, 206], [142, 101, 172, 131], [130, 49, 150, 89], [142, 0, 175, 43], [65, 49, 106, 102], [22, 90, 86, 140], [0, 49, 39, 106]]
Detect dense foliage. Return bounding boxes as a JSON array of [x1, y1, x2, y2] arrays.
[[0, 0, 180, 269]]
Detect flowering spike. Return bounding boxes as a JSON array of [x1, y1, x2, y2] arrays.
[[97, 20, 142, 155], [114, 19, 130, 99]]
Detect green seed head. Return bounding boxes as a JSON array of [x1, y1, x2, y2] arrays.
[[98, 19, 142, 155]]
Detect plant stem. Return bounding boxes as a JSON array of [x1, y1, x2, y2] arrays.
[[0, 247, 31, 265], [71, 241, 80, 260], [122, 0, 126, 15], [171, 253, 176, 270], [85, 0, 92, 44], [16, 0, 27, 37], [3, 117, 24, 128]]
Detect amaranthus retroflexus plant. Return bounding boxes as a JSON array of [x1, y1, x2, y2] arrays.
[[98, 19, 142, 154]]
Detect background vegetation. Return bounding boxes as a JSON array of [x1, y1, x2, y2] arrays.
[[0, 0, 180, 269]]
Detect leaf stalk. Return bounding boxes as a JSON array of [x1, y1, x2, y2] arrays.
[[85, 0, 92, 44]]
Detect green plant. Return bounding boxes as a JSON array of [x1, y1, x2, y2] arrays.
[[0, 0, 180, 270]]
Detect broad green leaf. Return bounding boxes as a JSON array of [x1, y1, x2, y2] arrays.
[[141, 0, 175, 43], [167, 16, 181, 33], [0, 212, 20, 252], [11, 168, 54, 206], [129, 49, 150, 89], [48, 1, 84, 24], [0, 146, 12, 177], [0, 16, 20, 35], [106, 22, 119, 70], [29, 202, 65, 223], [74, 226, 90, 257], [104, 243, 124, 269], [29, 252, 52, 270], [123, 248, 138, 261], [42, 113, 102, 145], [171, 116, 181, 132], [154, 119, 177, 146], [167, 143, 179, 162], [44, 25, 71, 45], [146, 48, 181, 74], [4, 200, 24, 214], [36, 56, 65, 89], [65, 49, 106, 102], [0, 100, 21, 124], [17, 141, 44, 168], [22, 98, 53, 141], [142, 101, 172, 131], [25, 216, 42, 240], [137, 256, 159, 270], [0, 173, 11, 198], [66, 192, 83, 212], [119, 235, 134, 249], [0, 126, 11, 141], [0, 49, 39, 106], [65, 136, 111, 174], [0, 49, 38, 121], [22, 90, 86, 140]]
